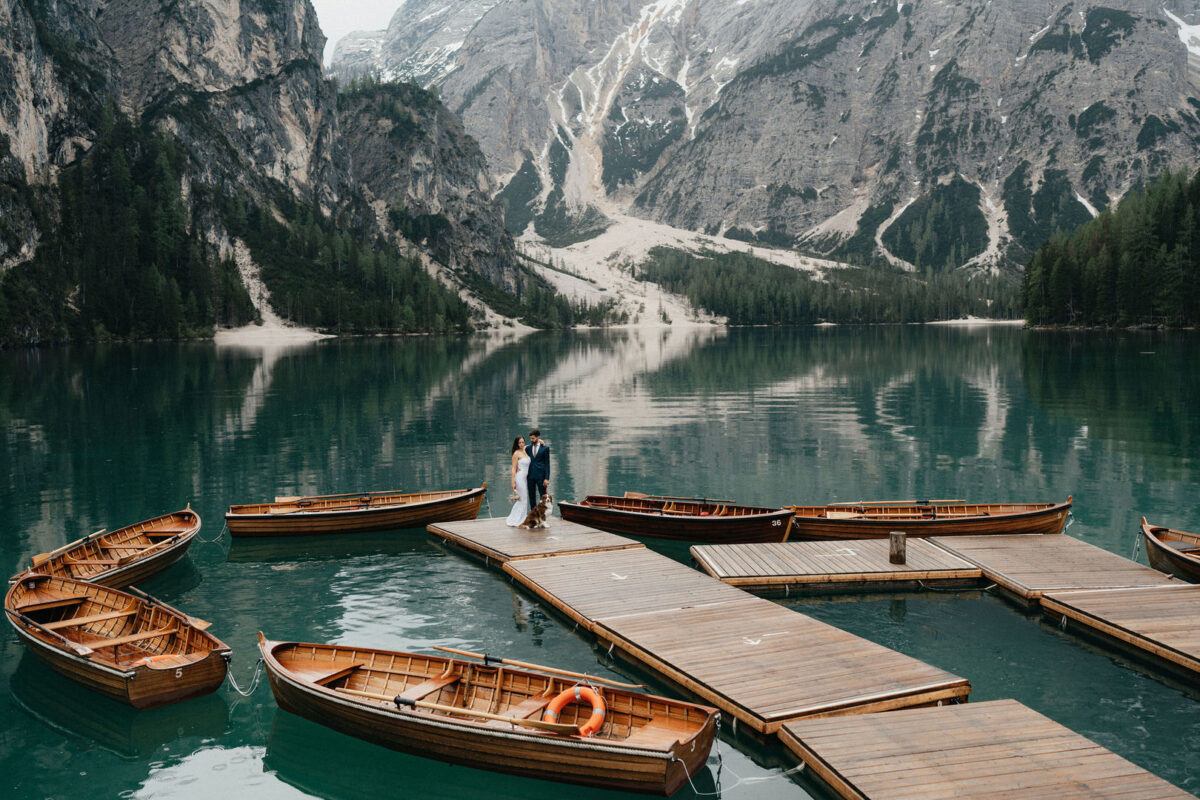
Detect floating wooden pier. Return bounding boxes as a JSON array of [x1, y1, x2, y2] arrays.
[[1042, 585, 1200, 680], [691, 539, 982, 594], [430, 518, 641, 564], [930, 534, 1180, 604], [780, 699, 1194, 800], [428, 520, 970, 735]]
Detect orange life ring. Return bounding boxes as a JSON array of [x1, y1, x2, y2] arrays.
[[542, 686, 606, 736]]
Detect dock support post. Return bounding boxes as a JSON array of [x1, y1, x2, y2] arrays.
[[890, 531, 906, 564]]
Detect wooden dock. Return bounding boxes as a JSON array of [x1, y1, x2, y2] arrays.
[[780, 699, 1194, 800], [691, 539, 982, 594], [1042, 585, 1200, 680], [429, 517, 641, 563], [930, 534, 1180, 604], [429, 520, 971, 735]]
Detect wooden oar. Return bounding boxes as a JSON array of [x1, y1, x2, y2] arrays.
[[624, 492, 734, 504], [31, 529, 107, 567], [8, 610, 95, 656], [334, 686, 577, 734], [826, 499, 965, 507], [433, 646, 647, 689]]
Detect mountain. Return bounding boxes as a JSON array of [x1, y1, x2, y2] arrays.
[[331, 0, 1200, 271], [0, 0, 521, 343]]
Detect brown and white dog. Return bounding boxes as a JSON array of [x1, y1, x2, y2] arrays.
[[520, 493, 552, 529]]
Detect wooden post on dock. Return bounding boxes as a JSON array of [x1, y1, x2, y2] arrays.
[[890, 531, 906, 564]]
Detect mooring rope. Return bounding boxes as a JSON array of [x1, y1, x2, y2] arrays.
[[1131, 529, 1143, 562], [196, 521, 227, 544], [671, 716, 807, 796], [227, 657, 265, 697]]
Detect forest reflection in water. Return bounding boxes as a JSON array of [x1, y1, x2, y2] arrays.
[[1, 325, 1198, 798]]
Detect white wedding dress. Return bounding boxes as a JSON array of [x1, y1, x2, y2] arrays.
[[505, 456, 531, 526]]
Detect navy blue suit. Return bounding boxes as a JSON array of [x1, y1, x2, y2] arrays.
[[525, 442, 550, 502]]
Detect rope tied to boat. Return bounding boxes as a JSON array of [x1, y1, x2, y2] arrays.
[[1064, 510, 1075, 533], [196, 522, 228, 545], [672, 714, 798, 796], [1131, 529, 1143, 562], [227, 657, 265, 697]]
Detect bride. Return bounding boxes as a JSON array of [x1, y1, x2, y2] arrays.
[[505, 436, 530, 526]]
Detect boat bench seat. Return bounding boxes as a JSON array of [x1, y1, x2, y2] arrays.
[[309, 663, 363, 686], [42, 609, 136, 630], [504, 694, 553, 720], [89, 626, 177, 650], [144, 531, 183, 538], [17, 595, 89, 613], [1163, 540, 1200, 552], [622, 722, 685, 748], [398, 673, 461, 701]]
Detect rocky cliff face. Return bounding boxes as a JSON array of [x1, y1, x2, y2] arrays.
[[332, 0, 1200, 270], [0, 0, 518, 306], [337, 82, 518, 291]]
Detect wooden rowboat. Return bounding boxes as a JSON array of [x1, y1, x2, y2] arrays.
[[226, 485, 486, 537], [1142, 517, 1200, 583], [13, 507, 202, 588], [558, 494, 794, 543], [258, 635, 718, 795], [5, 572, 230, 708], [786, 497, 1073, 540]]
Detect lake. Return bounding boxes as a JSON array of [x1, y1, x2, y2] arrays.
[[2, 325, 1198, 798]]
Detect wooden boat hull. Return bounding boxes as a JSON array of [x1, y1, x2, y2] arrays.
[[1142, 518, 1200, 583], [559, 497, 794, 543], [259, 637, 716, 795], [786, 499, 1072, 540], [15, 629, 229, 708], [18, 509, 202, 589], [227, 486, 486, 537], [5, 574, 230, 709]]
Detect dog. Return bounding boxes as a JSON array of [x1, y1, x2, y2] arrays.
[[519, 492, 552, 529]]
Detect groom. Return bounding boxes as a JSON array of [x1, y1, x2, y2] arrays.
[[525, 428, 550, 504]]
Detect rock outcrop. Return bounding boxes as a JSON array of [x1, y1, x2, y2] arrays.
[[332, 0, 1200, 269], [0, 0, 519, 321]]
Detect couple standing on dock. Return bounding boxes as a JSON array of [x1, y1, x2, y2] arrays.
[[505, 429, 551, 526]]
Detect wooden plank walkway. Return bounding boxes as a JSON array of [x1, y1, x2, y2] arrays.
[[428, 517, 642, 563], [930, 534, 1180, 603], [780, 699, 1195, 800], [506, 548, 970, 734], [502, 548, 750, 626], [692, 539, 982, 594], [1042, 585, 1200, 678]]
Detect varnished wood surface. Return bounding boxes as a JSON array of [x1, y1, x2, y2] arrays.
[[259, 637, 717, 795], [691, 539, 982, 592], [506, 548, 969, 733], [1042, 585, 1200, 676], [227, 486, 485, 536], [559, 495, 794, 543], [5, 574, 229, 708], [1142, 519, 1200, 583], [780, 699, 1194, 800], [929, 534, 1179, 602], [787, 499, 1071, 540], [18, 508, 201, 588], [596, 600, 969, 734], [427, 517, 643, 563]]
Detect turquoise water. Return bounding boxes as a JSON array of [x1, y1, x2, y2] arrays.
[[1, 326, 1197, 798]]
